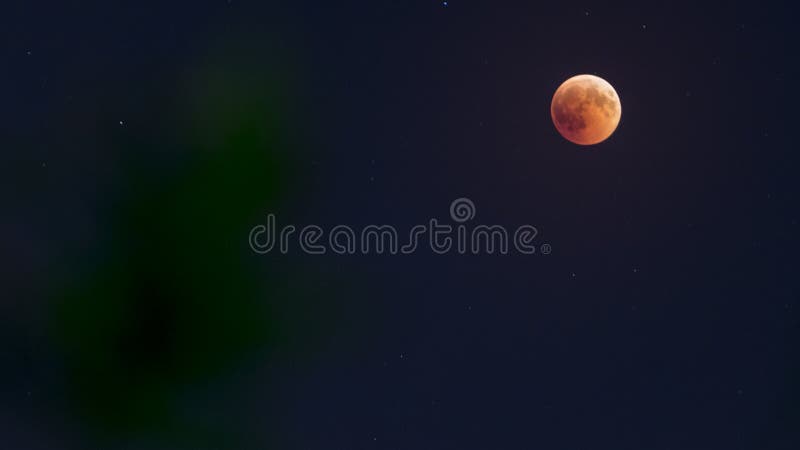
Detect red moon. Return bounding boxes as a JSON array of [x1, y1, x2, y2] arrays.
[[551, 74, 621, 145]]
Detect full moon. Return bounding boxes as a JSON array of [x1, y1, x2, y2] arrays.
[[551, 74, 621, 145]]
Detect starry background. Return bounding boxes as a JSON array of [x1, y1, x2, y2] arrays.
[[2, 1, 799, 449]]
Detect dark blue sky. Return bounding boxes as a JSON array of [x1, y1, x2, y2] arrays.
[[2, 1, 798, 449]]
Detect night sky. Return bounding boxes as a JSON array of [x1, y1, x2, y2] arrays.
[[3, 1, 799, 449]]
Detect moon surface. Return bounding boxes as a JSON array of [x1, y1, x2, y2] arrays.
[[551, 74, 621, 145]]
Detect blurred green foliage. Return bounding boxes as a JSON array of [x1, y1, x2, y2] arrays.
[[51, 53, 310, 449]]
